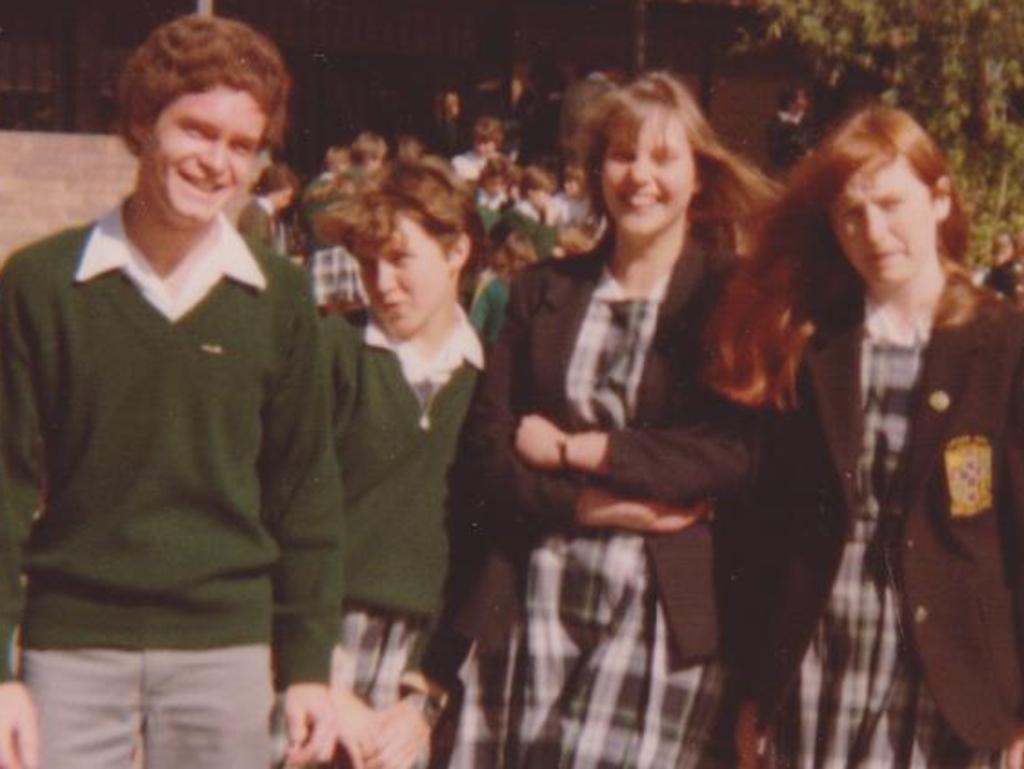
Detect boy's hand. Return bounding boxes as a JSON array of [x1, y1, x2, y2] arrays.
[[282, 683, 337, 766], [0, 682, 38, 769]]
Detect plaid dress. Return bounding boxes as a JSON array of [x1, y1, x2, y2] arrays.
[[769, 339, 1003, 769], [444, 272, 734, 769]]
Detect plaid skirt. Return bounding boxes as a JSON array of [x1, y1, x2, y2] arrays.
[[443, 532, 735, 769], [332, 606, 426, 706], [769, 518, 1003, 769], [331, 606, 430, 769]]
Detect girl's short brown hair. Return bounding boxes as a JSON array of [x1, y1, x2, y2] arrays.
[[472, 116, 504, 147], [118, 15, 290, 154], [489, 230, 537, 281], [350, 132, 389, 165], [318, 157, 481, 263], [519, 165, 557, 196], [252, 162, 300, 197]]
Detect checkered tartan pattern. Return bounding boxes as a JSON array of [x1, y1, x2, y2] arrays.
[[440, 633, 523, 769], [332, 607, 426, 707], [565, 294, 660, 428], [309, 245, 367, 309], [326, 608, 432, 769], [769, 341, 1002, 769], [510, 532, 733, 769]]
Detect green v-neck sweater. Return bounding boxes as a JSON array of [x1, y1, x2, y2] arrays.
[[322, 316, 478, 621], [0, 225, 344, 686]]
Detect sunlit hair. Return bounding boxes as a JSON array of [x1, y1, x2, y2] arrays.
[[118, 14, 290, 154], [563, 164, 586, 188], [252, 162, 299, 197], [317, 156, 481, 266], [472, 116, 504, 147], [706, 104, 993, 410], [396, 134, 426, 163], [350, 131, 388, 165], [489, 230, 537, 282], [479, 156, 513, 188], [324, 145, 351, 172], [520, 165, 557, 196], [578, 70, 776, 250]]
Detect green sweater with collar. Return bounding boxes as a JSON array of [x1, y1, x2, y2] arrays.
[[0, 225, 344, 686], [322, 315, 478, 623]]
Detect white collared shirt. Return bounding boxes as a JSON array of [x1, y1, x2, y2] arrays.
[[255, 196, 275, 216], [592, 267, 671, 305], [512, 198, 541, 222], [76, 205, 266, 322], [365, 307, 484, 392], [860, 297, 931, 404], [863, 298, 932, 347]]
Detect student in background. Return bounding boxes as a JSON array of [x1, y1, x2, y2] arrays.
[[452, 116, 504, 183], [469, 229, 537, 346], [501, 164, 559, 260], [237, 161, 302, 257], [475, 156, 514, 235], [350, 131, 389, 180]]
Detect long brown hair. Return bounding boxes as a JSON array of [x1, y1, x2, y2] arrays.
[[578, 71, 777, 252], [706, 104, 993, 410]]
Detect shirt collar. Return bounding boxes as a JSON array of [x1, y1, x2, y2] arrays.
[[513, 199, 540, 221], [863, 297, 932, 346], [365, 305, 484, 378], [591, 267, 670, 304], [75, 204, 267, 291]]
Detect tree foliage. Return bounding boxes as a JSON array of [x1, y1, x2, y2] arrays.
[[748, 0, 1024, 263]]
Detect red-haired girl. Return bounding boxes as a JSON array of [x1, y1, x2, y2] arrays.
[[709, 105, 1024, 768]]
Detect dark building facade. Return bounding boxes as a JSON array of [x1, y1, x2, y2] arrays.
[[0, 0, 802, 173]]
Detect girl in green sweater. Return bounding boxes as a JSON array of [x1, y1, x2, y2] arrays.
[[317, 158, 484, 769]]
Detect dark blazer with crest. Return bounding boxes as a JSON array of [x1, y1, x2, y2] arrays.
[[444, 238, 755, 671], [736, 301, 1024, 749]]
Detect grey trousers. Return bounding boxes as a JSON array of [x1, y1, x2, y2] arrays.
[[24, 645, 274, 769]]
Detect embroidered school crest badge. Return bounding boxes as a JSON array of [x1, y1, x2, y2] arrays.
[[943, 435, 993, 518]]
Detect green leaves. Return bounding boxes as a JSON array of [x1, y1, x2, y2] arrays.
[[748, 0, 1024, 261]]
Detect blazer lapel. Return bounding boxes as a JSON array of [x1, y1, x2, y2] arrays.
[[633, 240, 708, 424], [529, 251, 604, 427], [806, 321, 864, 516], [903, 320, 985, 510]]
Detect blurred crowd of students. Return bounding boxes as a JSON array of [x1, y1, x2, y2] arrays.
[[249, 114, 608, 348]]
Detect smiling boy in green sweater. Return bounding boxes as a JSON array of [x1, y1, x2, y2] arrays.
[[0, 15, 342, 769]]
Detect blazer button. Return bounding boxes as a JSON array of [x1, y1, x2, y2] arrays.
[[906, 538, 915, 549], [914, 605, 928, 624]]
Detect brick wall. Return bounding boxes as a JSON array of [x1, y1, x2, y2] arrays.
[[0, 131, 136, 263]]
